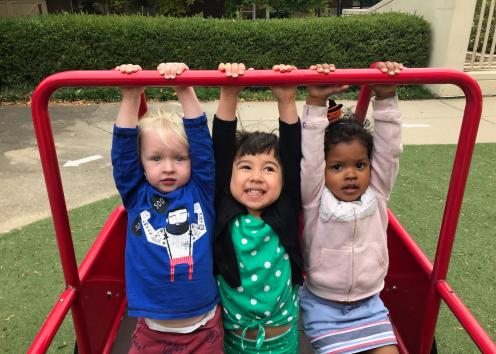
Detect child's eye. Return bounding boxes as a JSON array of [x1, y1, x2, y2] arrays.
[[239, 165, 251, 170], [356, 162, 367, 170], [151, 156, 161, 162], [263, 166, 275, 173], [329, 164, 342, 171], [175, 155, 188, 162]]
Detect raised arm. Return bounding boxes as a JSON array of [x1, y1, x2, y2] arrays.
[[157, 62, 214, 195], [157, 62, 203, 118], [112, 64, 146, 207], [270, 64, 300, 200], [301, 64, 348, 207], [213, 63, 246, 201], [115, 64, 145, 128], [271, 64, 298, 125], [369, 61, 404, 199]]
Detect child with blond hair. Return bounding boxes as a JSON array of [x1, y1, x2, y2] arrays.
[[113, 63, 222, 353]]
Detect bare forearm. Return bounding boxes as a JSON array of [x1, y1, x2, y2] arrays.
[[116, 92, 141, 128], [175, 86, 203, 119], [278, 100, 298, 124], [215, 89, 239, 121]]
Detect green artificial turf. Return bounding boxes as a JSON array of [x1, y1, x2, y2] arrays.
[[0, 144, 494, 353]]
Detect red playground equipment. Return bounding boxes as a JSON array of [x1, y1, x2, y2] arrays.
[[28, 68, 496, 353]]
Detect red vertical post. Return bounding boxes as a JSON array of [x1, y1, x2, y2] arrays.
[[31, 82, 93, 354], [355, 62, 380, 123], [418, 76, 483, 354], [354, 85, 372, 123]]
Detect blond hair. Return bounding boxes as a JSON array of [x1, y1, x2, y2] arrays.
[[138, 109, 189, 150]]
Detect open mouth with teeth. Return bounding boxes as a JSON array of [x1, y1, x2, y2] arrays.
[[245, 189, 266, 197]]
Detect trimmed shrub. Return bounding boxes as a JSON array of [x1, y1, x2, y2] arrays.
[[0, 13, 430, 88]]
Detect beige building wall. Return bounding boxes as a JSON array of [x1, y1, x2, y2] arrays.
[[0, 0, 47, 16], [345, 0, 482, 97]]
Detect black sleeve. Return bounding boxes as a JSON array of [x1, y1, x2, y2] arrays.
[[279, 119, 302, 207], [212, 116, 237, 206]]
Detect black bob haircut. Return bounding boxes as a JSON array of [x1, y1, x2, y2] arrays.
[[324, 115, 374, 160], [234, 131, 281, 164]]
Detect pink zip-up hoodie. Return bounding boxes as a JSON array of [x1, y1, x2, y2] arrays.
[[301, 96, 402, 302]]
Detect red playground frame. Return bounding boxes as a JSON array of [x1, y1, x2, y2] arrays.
[[28, 68, 496, 353]]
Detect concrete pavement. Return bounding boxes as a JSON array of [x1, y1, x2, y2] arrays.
[[1, 97, 496, 234]]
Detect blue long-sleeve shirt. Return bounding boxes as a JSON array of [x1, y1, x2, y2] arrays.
[[111, 113, 219, 319]]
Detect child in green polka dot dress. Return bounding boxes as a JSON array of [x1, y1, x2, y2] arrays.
[[212, 63, 304, 353]]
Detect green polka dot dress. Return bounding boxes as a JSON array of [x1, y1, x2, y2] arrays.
[[218, 214, 299, 352]]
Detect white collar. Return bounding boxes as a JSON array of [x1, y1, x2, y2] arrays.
[[319, 186, 377, 222]]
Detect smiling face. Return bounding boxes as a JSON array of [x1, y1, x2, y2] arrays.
[[140, 130, 191, 194], [325, 139, 371, 202], [230, 151, 283, 218]]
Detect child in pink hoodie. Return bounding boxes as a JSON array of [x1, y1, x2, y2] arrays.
[[300, 62, 403, 354]]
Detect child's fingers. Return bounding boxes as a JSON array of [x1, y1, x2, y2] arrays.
[[322, 63, 334, 74], [157, 62, 167, 77], [385, 61, 396, 76], [284, 64, 295, 72], [273, 64, 296, 73], [312, 63, 335, 74], [169, 63, 181, 79], [116, 64, 141, 74], [393, 62, 404, 74], [376, 62, 388, 74], [157, 62, 169, 78], [219, 63, 246, 77], [157, 62, 188, 79], [376, 61, 401, 76], [177, 63, 189, 75], [238, 63, 246, 76], [231, 63, 239, 78], [224, 63, 233, 77]]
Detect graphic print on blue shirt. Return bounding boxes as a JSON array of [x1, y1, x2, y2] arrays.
[[140, 201, 206, 282]]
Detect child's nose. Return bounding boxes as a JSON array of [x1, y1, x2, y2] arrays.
[[344, 168, 357, 179], [250, 170, 263, 182], [162, 159, 174, 172]]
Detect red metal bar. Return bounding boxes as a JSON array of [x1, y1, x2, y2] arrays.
[[30, 85, 92, 354], [355, 62, 379, 122], [355, 84, 372, 122], [418, 79, 483, 354], [27, 288, 76, 354], [30, 68, 488, 353], [31, 68, 485, 89], [436, 280, 496, 353]]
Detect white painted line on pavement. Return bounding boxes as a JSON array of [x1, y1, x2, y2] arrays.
[[64, 155, 103, 167], [402, 123, 431, 128]]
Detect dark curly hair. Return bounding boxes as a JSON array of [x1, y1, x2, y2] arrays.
[[324, 114, 373, 160], [234, 131, 281, 164]]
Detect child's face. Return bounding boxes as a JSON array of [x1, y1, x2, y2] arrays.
[[325, 139, 371, 202], [230, 150, 283, 218], [140, 130, 191, 194]]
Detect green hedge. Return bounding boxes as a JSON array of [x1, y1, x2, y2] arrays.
[[0, 13, 430, 89]]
